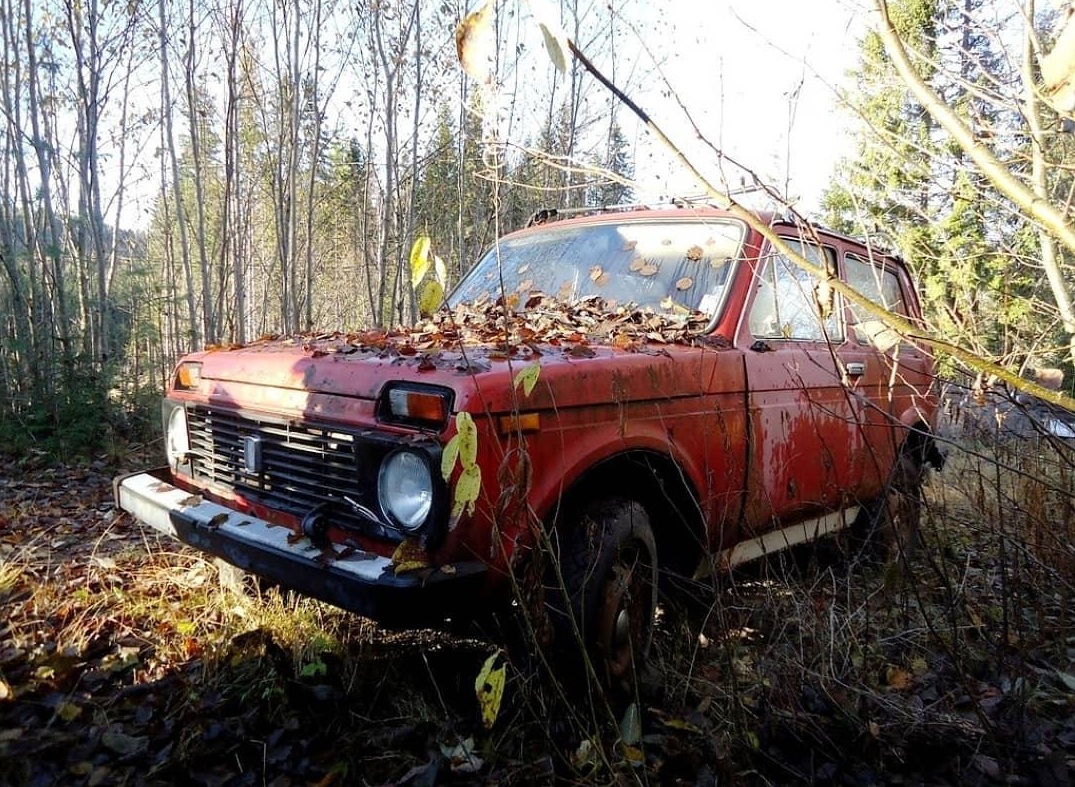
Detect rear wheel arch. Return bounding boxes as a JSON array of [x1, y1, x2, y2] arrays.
[[901, 419, 946, 471]]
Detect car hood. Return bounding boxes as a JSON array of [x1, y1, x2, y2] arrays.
[[185, 328, 731, 416]]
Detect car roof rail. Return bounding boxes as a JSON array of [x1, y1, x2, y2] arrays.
[[523, 202, 650, 227]]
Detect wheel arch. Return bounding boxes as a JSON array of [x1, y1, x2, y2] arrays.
[[547, 448, 707, 581], [901, 418, 946, 471]]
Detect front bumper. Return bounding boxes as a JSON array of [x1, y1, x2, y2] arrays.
[[114, 469, 487, 626]]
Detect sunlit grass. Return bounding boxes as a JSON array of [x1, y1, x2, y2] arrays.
[[0, 558, 20, 601]]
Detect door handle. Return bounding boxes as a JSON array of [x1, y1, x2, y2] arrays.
[[845, 362, 866, 377]]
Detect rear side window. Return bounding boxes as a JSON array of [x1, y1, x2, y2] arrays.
[[748, 240, 841, 342], [844, 254, 908, 352]]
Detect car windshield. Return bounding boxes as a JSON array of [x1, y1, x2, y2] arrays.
[[448, 218, 746, 319]]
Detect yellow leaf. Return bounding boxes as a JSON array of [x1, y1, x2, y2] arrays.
[[391, 539, 431, 574], [455, 1, 495, 83], [456, 412, 478, 467], [441, 434, 460, 481], [417, 278, 444, 317], [527, 0, 569, 73], [474, 651, 506, 729], [662, 718, 702, 733], [409, 236, 432, 290], [452, 464, 482, 519], [512, 363, 541, 397], [538, 21, 568, 73], [57, 702, 82, 722]]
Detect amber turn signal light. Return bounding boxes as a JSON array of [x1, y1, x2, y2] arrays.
[[379, 384, 454, 429], [174, 362, 202, 391], [498, 412, 540, 435]]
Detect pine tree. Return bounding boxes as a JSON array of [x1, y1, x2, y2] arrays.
[[823, 0, 1058, 371]]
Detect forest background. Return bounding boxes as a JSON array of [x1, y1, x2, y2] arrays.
[[1, 0, 1074, 457]]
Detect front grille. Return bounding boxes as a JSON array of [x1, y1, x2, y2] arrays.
[[185, 405, 382, 535]]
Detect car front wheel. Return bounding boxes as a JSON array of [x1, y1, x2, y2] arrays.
[[550, 498, 658, 692]]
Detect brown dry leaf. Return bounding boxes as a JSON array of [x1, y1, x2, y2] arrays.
[[675, 277, 694, 290], [628, 257, 644, 272], [639, 262, 659, 276], [588, 265, 604, 282], [686, 245, 703, 261], [566, 344, 596, 358], [886, 665, 913, 690], [455, 1, 494, 83]]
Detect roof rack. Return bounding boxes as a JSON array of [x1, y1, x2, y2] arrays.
[[524, 203, 645, 228]]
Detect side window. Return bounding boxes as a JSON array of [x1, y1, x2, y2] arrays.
[[748, 241, 841, 341], [844, 254, 908, 352]]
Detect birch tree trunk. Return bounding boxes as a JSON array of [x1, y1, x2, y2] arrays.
[[160, 0, 199, 351], [183, 0, 216, 345]]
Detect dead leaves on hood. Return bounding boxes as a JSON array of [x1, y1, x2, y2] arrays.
[[237, 294, 717, 369]]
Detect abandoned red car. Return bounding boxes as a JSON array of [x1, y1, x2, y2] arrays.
[[115, 205, 941, 685]]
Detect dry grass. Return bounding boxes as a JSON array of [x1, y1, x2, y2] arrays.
[[2, 444, 1074, 785]]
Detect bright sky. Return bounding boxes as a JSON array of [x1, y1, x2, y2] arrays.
[[110, 0, 871, 231], [627, 0, 869, 217]]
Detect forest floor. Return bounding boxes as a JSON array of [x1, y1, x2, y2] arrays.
[[1, 446, 1074, 786]]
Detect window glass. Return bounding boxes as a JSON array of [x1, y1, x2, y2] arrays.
[[448, 219, 745, 319], [844, 254, 908, 351], [748, 241, 841, 341]]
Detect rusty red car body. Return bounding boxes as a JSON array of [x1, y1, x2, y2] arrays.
[[116, 206, 940, 671]]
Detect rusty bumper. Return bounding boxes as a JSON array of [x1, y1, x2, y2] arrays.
[[113, 469, 487, 626]]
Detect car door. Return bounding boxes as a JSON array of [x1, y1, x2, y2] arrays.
[[739, 237, 865, 532], [843, 252, 933, 478]]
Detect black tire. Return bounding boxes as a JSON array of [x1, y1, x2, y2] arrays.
[[547, 498, 658, 692], [853, 451, 925, 561]]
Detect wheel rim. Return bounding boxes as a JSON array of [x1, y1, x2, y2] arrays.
[[597, 539, 655, 684]]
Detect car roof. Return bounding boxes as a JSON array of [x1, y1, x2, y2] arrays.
[[513, 204, 908, 271]]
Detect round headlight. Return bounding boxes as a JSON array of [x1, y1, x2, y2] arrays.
[[378, 450, 433, 533], [166, 406, 190, 466]]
